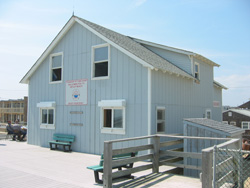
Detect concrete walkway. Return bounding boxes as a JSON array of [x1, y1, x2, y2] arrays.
[[0, 139, 201, 188]]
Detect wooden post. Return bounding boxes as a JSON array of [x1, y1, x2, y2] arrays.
[[202, 149, 213, 188], [103, 142, 112, 188], [152, 135, 160, 173]]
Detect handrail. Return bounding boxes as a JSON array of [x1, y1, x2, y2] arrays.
[[103, 134, 240, 188]]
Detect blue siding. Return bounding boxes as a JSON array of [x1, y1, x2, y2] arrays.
[[142, 45, 192, 74], [27, 22, 148, 154], [150, 57, 221, 135]]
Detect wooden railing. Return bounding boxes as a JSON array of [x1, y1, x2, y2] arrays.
[[103, 134, 240, 188]]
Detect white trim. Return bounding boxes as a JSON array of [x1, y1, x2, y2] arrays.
[[20, 17, 75, 84], [99, 100, 126, 135], [75, 18, 154, 70], [156, 106, 166, 133], [39, 106, 56, 130], [148, 68, 152, 136], [37, 101, 56, 108], [91, 43, 110, 80], [241, 121, 250, 130], [205, 109, 212, 119], [194, 62, 200, 80], [49, 52, 63, 84], [98, 99, 126, 107]]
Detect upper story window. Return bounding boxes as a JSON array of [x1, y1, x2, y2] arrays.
[[50, 52, 63, 83], [228, 112, 232, 117], [194, 62, 200, 80], [92, 44, 109, 80], [156, 107, 165, 133]]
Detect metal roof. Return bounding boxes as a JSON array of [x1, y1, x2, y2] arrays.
[[225, 109, 250, 117], [184, 118, 245, 135]]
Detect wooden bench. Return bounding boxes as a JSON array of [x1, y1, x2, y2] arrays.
[[49, 133, 75, 152], [87, 152, 137, 184]]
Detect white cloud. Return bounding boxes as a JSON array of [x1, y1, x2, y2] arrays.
[[215, 74, 250, 89], [215, 74, 250, 106]]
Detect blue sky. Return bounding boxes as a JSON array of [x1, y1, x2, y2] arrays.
[[0, 0, 249, 106]]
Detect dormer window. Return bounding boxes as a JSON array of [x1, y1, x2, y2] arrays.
[[50, 52, 63, 83], [194, 62, 199, 79], [92, 44, 109, 79]]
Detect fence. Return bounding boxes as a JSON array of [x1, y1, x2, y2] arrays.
[[102, 134, 240, 188], [213, 147, 250, 188]]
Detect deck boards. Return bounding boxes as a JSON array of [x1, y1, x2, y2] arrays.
[[0, 139, 201, 188]]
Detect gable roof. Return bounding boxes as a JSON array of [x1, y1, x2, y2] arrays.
[[184, 118, 245, 136], [238, 101, 250, 109], [224, 109, 250, 117], [20, 16, 220, 84]]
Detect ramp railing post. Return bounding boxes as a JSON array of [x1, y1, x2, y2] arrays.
[[152, 135, 160, 173], [103, 141, 112, 188]]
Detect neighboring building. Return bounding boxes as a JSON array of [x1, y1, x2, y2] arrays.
[[223, 109, 250, 135], [238, 100, 250, 109], [20, 16, 226, 154], [0, 97, 28, 125]]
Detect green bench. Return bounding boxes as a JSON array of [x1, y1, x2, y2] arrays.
[[49, 133, 75, 152], [87, 152, 137, 184]]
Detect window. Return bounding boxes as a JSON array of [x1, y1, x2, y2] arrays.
[[50, 52, 63, 83], [37, 102, 56, 129], [98, 100, 125, 134], [194, 62, 200, 79], [205, 109, 211, 119], [92, 44, 109, 79], [157, 107, 165, 133], [230, 121, 236, 126], [228, 112, 232, 117], [242, 122, 250, 130]]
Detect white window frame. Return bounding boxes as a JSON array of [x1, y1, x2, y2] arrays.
[[98, 100, 125, 135], [230, 121, 236, 126], [242, 122, 250, 130], [91, 44, 110, 80], [194, 62, 200, 80], [37, 102, 56, 129], [228, 112, 232, 117], [49, 52, 63, 84], [156, 107, 165, 133], [205, 109, 212, 119]]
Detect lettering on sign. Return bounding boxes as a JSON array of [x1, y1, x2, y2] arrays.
[[66, 79, 88, 105]]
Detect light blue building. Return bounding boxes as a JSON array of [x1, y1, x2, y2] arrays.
[[21, 16, 226, 154]]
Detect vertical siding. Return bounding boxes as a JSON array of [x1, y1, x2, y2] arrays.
[[151, 57, 219, 135], [27, 22, 148, 154], [142, 45, 192, 74], [184, 123, 227, 177], [213, 86, 223, 121]]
